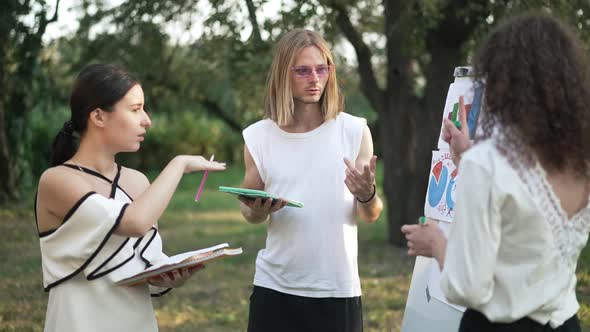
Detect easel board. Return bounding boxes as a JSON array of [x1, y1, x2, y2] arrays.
[[401, 66, 482, 332]]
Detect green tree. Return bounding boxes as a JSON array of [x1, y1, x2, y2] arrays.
[[4, 0, 590, 248], [322, 0, 590, 245], [0, 0, 60, 202]]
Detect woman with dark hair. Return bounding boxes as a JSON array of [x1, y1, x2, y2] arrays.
[[35, 63, 226, 331], [402, 13, 590, 332]]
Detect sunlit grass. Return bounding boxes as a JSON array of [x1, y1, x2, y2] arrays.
[[1, 164, 590, 331]]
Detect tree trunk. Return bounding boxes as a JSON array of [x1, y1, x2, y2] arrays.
[[380, 0, 423, 246], [0, 6, 16, 203], [379, 95, 423, 246], [0, 95, 17, 203], [382, 0, 485, 246], [325, 0, 491, 246]]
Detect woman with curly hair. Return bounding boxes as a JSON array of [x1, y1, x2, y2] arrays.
[[402, 13, 590, 332]]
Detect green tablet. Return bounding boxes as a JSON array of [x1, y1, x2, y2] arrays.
[[218, 186, 304, 208]]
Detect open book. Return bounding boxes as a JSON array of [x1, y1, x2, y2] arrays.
[[219, 186, 304, 208], [116, 243, 242, 286]]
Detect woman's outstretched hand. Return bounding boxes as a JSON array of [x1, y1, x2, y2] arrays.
[[178, 155, 226, 173]]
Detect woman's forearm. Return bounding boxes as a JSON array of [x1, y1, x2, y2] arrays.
[[119, 156, 186, 236]]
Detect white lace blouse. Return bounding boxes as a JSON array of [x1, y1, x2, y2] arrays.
[[440, 139, 590, 328]]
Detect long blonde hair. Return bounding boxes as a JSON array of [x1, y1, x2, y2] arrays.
[[264, 29, 344, 126]]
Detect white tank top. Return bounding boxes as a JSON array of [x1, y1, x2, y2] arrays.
[[243, 112, 366, 298]]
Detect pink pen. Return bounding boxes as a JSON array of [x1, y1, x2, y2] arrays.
[[194, 155, 214, 202]]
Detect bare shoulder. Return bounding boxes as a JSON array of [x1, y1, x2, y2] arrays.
[[37, 166, 94, 222], [38, 166, 93, 198], [119, 166, 150, 198]]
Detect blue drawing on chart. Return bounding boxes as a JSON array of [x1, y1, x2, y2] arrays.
[[468, 83, 484, 137], [446, 178, 456, 210], [427, 162, 448, 208]]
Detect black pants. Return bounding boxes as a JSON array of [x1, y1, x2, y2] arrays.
[[247, 286, 363, 332], [459, 309, 581, 332]]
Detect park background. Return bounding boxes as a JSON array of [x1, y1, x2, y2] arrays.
[[1, 0, 590, 331]]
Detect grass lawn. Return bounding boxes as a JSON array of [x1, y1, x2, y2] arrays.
[[1, 165, 589, 331]]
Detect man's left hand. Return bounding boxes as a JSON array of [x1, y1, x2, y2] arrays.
[[344, 155, 377, 202]]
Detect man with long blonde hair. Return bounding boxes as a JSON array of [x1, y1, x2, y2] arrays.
[[239, 29, 383, 332]]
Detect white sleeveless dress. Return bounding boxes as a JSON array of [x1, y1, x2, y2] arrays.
[[37, 164, 170, 332]]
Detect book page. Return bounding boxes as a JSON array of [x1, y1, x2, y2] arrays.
[[116, 246, 242, 286], [146, 243, 229, 272]]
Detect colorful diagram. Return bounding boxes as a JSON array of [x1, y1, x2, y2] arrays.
[[424, 151, 458, 223], [437, 80, 483, 149]]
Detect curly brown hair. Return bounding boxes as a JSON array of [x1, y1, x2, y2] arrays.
[[474, 13, 590, 176]]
